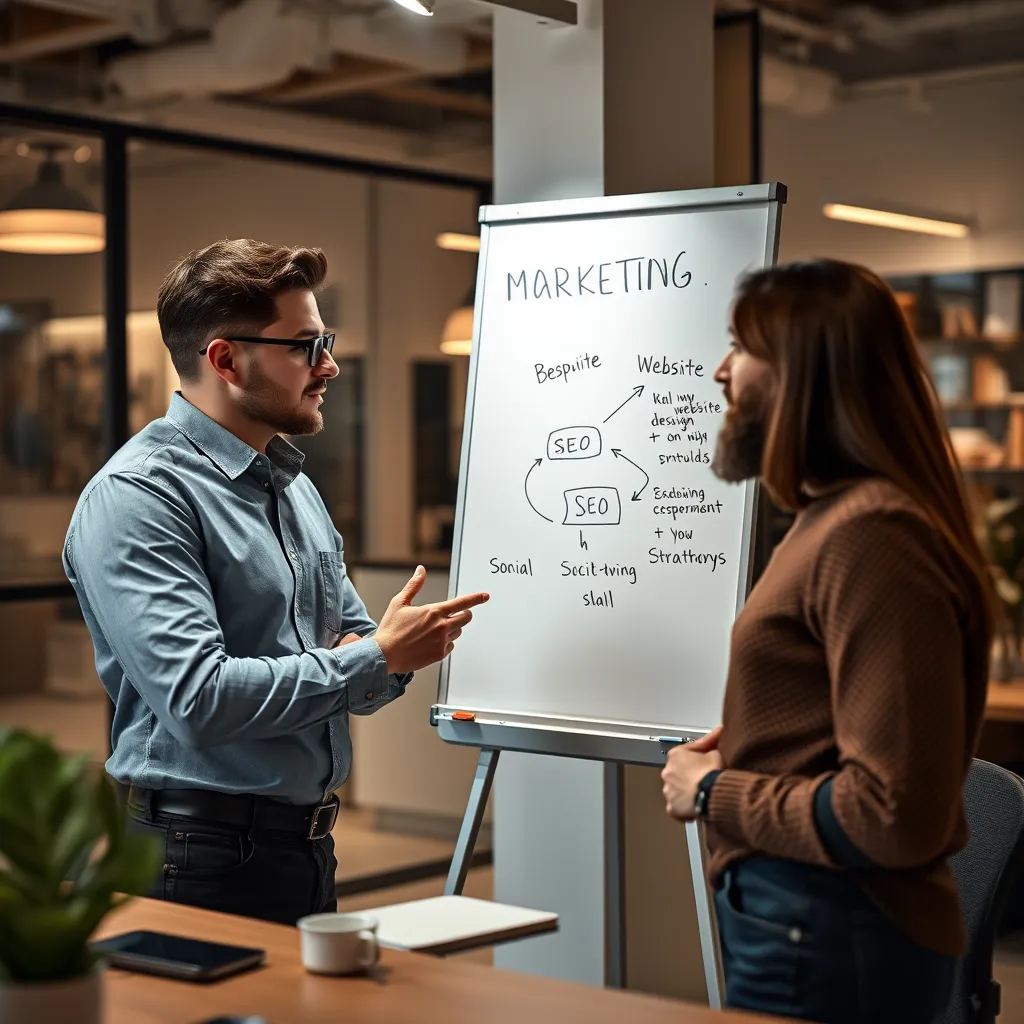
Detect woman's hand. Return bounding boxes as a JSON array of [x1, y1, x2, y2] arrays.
[[661, 726, 724, 821]]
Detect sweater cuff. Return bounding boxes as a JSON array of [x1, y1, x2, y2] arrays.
[[704, 769, 835, 866], [704, 768, 752, 836]]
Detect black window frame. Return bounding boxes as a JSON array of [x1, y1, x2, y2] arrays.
[[0, 100, 490, 607]]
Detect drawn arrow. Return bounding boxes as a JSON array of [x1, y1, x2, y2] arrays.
[[525, 458, 553, 522], [603, 385, 645, 424], [611, 449, 650, 501]]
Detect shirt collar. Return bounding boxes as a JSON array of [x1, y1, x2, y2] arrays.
[[165, 392, 304, 485]]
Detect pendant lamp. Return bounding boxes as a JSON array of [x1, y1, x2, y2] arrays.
[[0, 145, 104, 255]]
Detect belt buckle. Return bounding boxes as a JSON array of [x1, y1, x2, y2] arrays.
[[307, 799, 338, 840]]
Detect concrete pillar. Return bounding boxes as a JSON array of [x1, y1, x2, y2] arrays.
[[492, 0, 717, 1000]]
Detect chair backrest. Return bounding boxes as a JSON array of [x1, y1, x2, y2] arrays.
[[945, 759, 1024, 1024]]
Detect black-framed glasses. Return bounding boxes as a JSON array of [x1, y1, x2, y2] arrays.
[[199, 333, 336, 367]]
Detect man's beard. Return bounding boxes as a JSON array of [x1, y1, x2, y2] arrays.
[[712, 384, 769, 483], [238, 359, 324, 437]]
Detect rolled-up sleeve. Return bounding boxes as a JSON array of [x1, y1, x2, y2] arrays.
[[66, 472, 395, 748]]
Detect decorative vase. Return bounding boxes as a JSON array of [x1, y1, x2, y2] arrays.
[[0, 963, 103, 1024]]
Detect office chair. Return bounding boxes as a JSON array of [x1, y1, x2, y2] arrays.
[[944, 759, 1024, 1024]]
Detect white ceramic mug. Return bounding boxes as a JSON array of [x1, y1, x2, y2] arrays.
[[297, 913, 380, 975]]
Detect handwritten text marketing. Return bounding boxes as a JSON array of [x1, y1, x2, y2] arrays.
[[507, 252, 692, 301]]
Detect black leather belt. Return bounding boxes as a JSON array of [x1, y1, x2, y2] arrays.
[[127, 785, 339, 841]]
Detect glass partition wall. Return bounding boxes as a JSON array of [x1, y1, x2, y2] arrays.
[[0, 126, 105, 594], [0, 126, 107, 749], [0, 104, 485, 763]]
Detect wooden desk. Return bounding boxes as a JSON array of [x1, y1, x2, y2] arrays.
[[986, 680, 1024, 723], [94, 898, 766, 1024]]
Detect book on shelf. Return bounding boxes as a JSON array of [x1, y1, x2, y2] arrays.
[[929, 353, 970, 403], [949, 427, 1005, 469], [1009, 409, 1024, 469], [895, 291, 918, 336], [972, 355, 1010, 404], [984, 273, 1022, 338], [943, 303, 979, 339]]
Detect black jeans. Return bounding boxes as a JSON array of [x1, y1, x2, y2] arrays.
[[129, 802, 338, 926], [714, 859, 955, 1024]]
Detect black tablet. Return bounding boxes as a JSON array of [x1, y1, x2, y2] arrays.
[[90, 930, 265, 982]]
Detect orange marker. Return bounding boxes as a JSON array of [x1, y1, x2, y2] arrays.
[[452, 711, 476, 722]]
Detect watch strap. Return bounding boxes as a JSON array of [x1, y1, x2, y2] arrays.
[[694, 769, 722, 819]]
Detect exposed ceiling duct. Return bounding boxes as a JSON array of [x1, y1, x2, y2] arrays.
[[105, 0, 320, 98], [326, 15, 468, 74], [3, 0, 1020, 135], [103, 0, 472, 102], [100, 0, 834, 114], [838, 0, 1024, 50]]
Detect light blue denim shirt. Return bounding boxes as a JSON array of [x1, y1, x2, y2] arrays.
[[63, 392, 410, 804]]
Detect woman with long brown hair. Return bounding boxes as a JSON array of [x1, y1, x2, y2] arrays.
[[661, 259, 993, 1023]]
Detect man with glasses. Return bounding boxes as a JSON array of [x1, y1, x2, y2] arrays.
[[63, 238, 489, 924]]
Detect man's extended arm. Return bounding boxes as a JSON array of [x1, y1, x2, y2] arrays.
[[66, 473, 397, 749]]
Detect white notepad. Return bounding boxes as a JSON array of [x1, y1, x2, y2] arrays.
[[363, 895, 559, 956]]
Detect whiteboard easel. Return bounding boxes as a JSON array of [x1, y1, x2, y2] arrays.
[[432, 183, 787, 1002]]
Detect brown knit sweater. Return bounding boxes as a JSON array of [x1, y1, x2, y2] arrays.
[[705, 477, 989, 957]]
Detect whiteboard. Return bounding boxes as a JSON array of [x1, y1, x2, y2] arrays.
[[436, 185, 785, 763]]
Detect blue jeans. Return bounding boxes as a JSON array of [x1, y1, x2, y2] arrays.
[[714, 859, 955, 1024]]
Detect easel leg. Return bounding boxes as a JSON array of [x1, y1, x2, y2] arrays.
[[686, 819, 724, 1009], [445, 748, 499, 896], [604, 761, 626, 988]]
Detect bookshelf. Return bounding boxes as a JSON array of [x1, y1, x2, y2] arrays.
[[750, 266, 1024, 586], [891, 269, 1024, 479]]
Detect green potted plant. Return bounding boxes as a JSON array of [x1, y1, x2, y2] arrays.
[[0, 727, 161, 1023]]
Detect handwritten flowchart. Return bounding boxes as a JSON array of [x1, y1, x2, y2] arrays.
[[524, 387, 648, 541], [442, 187, 783, 732]]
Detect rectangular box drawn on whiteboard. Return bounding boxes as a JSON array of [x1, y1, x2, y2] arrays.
[[547, 426, 602, 460], [563, 487, 621, 526]]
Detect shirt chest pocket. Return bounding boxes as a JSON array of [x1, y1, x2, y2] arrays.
[[319, 551, 347, 637]]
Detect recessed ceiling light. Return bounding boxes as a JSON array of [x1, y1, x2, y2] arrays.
[[436, 232, 480, 253], [390, 0, 434, 15], [823, 203, 969, 239]]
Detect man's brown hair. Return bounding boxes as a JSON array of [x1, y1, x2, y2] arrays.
[[733, 257, 994, 639], [157, 238, 328, 382]]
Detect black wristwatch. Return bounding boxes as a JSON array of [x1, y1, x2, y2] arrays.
[[693, 770, 722, 819]]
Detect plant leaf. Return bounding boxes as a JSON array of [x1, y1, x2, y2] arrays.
[[95, 771, 122, 857], [0, 729, 161, 981], [50, 785, 103, 887]]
